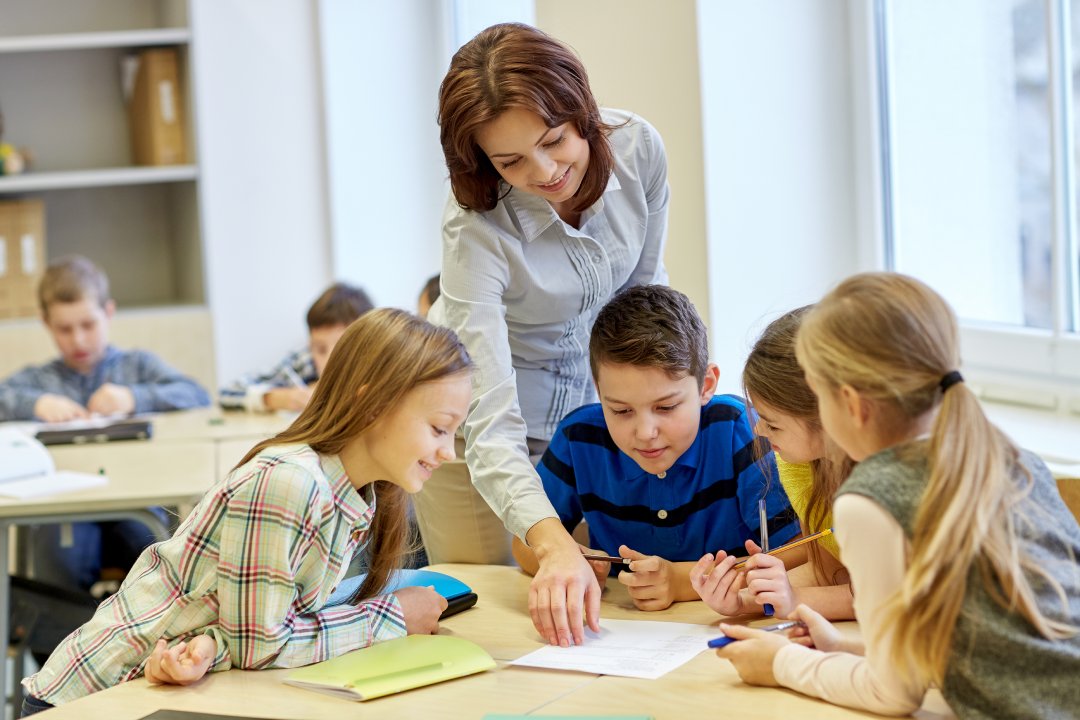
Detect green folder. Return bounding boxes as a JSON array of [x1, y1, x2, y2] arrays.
[[283, 634, 495, 701]]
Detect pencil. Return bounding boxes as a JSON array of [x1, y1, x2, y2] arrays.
[[732, 528, 834, 570], [581, 553, 632, 566]]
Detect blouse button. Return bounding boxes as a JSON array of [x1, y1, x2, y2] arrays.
[[657, 471, 666, 479], [657, 509, 668, 520], [592, 253, 602, 263]]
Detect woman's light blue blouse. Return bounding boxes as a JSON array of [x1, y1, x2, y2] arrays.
[[430, 108, 670, 540]]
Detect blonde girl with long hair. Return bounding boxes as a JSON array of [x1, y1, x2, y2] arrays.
[[691, 307, 856, 620], [21, 309, 471, 716], [714, 273, 1080, 718]]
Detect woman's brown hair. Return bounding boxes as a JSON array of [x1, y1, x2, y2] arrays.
[[743, 306, 853, 584], [438, 22, 617, 213], [796, 272, 1075, 683], [237, 308, 472, 603]]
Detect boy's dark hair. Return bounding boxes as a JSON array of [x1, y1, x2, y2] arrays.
[[306, 282, 374, 331], [589, 284, 709, 386], [422, 274, 441, 307], [39, 255, 111, 317]]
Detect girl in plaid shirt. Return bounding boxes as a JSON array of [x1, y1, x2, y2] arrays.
[[22, 309, 472, 715]]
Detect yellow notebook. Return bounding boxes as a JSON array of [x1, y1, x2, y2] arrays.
[[283, 634, 495, 701]]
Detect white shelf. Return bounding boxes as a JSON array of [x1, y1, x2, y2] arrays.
[[0, 28, 190, 54], [0, 165, 197, 193]]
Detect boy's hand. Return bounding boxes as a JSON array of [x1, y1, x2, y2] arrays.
[[617, 545, 678, 611], [34, 394, 89, 422], [578, 544, 609, 590], [87, 383, 135, 415], [394, 585, 447, 635], [144, 636, 216, 685], [263, 386, 313, 412], [745, 552, 797, 617], [690, 551, 748, 615]]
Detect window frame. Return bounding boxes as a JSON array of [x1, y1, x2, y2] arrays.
[[857, 0, 1080, 410]]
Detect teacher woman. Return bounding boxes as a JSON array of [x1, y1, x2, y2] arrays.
[[429, 22, 670, 646]]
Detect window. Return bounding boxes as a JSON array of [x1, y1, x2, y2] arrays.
[[872, 0, 1080, 403]]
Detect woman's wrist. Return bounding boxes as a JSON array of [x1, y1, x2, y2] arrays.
[[525, 517, 577, 560]]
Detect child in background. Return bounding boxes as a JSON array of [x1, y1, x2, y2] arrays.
[[0, 255, 210, 594], [691, 307, 855, 620], [418, 274, 440, 318], [21, 308, 470, 716], [219, 282, 374, 413], [715, 273, 1080, 718], [0, 254, 210, 422], [513, 285, 798, 611]]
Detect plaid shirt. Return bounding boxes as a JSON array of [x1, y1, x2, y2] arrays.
[[0, 345, 210, 421], [218, 347, 317, 412], [24, 445, 407, 706]]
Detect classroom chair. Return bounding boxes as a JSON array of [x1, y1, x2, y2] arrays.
[[1056, 477, 1080, 526]]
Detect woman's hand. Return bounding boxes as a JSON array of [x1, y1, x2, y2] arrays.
[[394, 585, 448, 635], [617, 545, 677, 611], [745, 552, 798, 617], [689, 551, 748, 616], [144, 636, 216, 686], [713, 623, 791, 686], [528, 520, 602, 647]]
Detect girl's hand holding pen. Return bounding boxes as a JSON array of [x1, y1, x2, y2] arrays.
[[690, 538, 763, 616], [712, 622, 793, 687], [744, 551, 797, 618]]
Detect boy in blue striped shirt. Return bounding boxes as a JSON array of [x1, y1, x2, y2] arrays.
[[513, 285, 797, 610]]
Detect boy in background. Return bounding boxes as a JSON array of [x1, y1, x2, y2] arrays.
[[0, 255, 210, 422], [513, 285, 798, 610], [0, 254, 211, 593], [219, 282, 373, 412]]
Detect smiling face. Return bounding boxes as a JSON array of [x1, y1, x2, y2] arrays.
[[309, 323, 349, 378], [749, 395, 826, 464], [475, 107, 591, 215], [352, 373, 471, 494], [595, 361, 717, 475], [44, 297, 114, 375]]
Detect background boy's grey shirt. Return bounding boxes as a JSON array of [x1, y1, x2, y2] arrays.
[[429, 109, 670, 541], [218, 347, 317, 413], [0, 345, 210, 420]]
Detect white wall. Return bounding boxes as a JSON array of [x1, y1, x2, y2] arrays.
[[319, 0, 449, 313], [536, 0, 710, 335], [190, 0, 332, 385], [698, 1, 861, 392]]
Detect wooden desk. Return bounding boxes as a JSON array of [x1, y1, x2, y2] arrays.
[[36, 564, 954, 719]]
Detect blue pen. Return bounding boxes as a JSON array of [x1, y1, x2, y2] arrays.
[[707, 620, 806, 649], [758, 499, 774, 616]]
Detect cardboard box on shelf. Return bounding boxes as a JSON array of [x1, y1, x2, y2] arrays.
[[0, 199, 46, 319], [126, 48, 187, 166]]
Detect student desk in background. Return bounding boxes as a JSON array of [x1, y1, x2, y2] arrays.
[[0, 409, 290, 707], [36, 564, 955, 720]]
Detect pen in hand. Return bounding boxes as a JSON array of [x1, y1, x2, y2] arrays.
[[707, 620, 806, 649], [581, 553, 632, 566]]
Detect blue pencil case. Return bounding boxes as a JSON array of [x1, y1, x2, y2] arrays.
[[327, 569, 478, 619]]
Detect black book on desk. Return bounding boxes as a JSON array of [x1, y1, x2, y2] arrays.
[[35, 418, 153, 446]]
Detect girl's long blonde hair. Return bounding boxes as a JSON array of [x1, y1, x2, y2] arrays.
[[743, 306, 853, 584], [237, 308, 472, 603], [795, 272, 1075, 683]]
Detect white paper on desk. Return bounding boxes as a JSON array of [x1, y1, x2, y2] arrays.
[[510, 618, 715, 679], [0, 471, 107, 499]]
